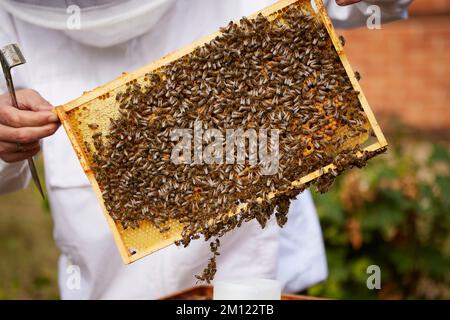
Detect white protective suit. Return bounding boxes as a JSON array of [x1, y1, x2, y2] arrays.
[[0, 0, 411, 299]]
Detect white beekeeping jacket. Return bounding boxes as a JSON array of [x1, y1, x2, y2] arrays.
[[0, 0, 411, 299]]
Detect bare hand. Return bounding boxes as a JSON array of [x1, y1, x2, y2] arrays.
[[0, 89, 59, 163]]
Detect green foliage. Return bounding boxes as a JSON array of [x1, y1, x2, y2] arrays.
[[308, 137, 450, 299], [0, 157, 59, 299]]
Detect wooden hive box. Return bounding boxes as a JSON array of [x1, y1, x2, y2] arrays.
[[159, 285, 325, 300], [55, 0, 388, 264]]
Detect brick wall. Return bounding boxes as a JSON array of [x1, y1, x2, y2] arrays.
[[409, 0, 450, 15], [340, 0, 450, 133]]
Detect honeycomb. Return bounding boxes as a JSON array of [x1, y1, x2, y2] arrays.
[[56, 0, 387, 264]]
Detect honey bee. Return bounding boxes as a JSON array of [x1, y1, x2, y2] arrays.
[[89, 3, 382, 284]]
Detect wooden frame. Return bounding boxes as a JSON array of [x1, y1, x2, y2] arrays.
[[55, 0, 387, 264]]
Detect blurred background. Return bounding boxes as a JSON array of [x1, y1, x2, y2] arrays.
[[308, 0, 450, 299], [0, 0, 449, 299]]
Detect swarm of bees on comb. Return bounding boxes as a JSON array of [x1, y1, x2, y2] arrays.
[[88, 5, 385, 282]]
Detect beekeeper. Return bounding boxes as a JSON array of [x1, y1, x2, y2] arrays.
[[0, 0, 411, 299]]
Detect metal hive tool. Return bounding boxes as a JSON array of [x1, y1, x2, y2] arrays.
[[55, 0, 387, 264], [0, 44, 46, 199]]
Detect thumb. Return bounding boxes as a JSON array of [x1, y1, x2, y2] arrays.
[[15, 89, 53, 112]]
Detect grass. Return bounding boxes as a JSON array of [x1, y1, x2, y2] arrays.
[[0, 159, 59, 299]]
